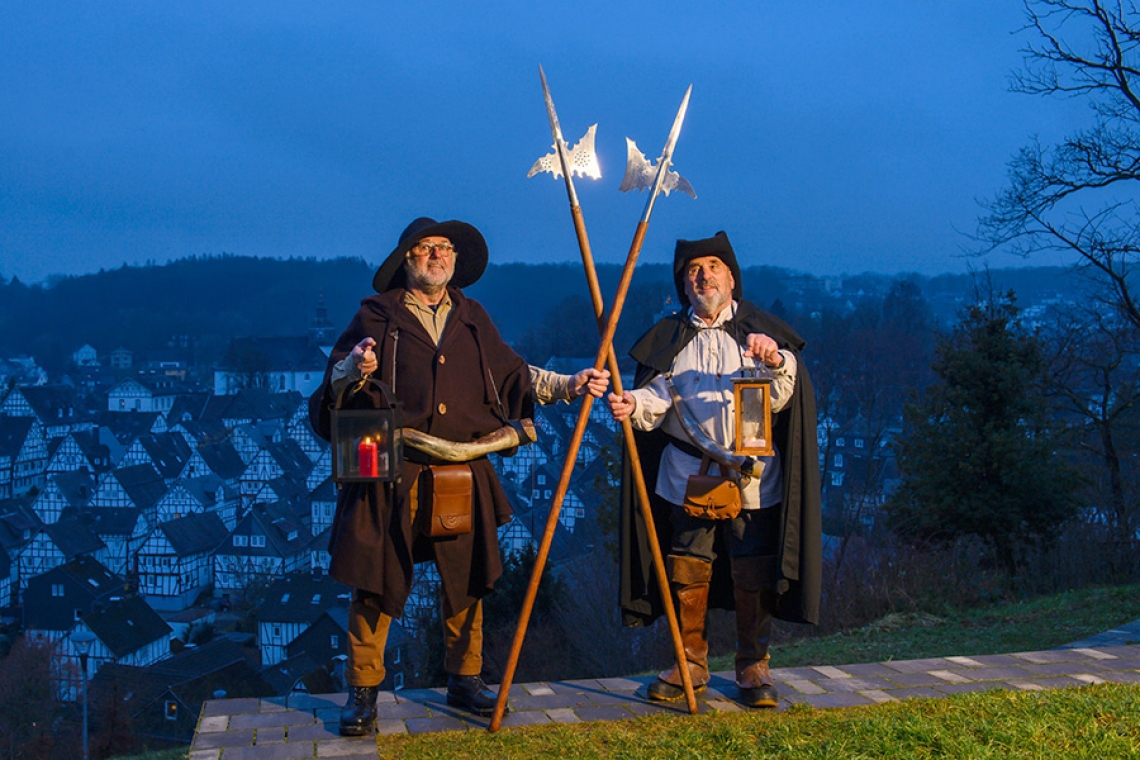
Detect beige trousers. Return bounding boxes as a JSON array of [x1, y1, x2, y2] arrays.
[[346, 468, 483, 687]]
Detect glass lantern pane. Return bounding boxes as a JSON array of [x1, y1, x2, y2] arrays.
[[332, 409, 401, 482], [739, 387, 768, 450]]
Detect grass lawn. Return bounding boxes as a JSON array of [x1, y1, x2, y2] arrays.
[[372, 683, 1140, 759]]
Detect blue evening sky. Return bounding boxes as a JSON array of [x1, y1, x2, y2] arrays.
[[0, 1, 1090, 284]]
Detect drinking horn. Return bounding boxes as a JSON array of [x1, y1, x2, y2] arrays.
[[401, 419, 537, 462], [664, 373, 761, 480]]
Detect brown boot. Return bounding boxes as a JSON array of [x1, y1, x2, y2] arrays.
[[646, 555, 713, 702], [731, 555, 778, 708]]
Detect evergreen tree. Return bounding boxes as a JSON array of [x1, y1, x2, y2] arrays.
[[885, 290, 1082, 575]]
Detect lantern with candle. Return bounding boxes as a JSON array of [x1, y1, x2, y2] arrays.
[[330, 377, 403, 483]]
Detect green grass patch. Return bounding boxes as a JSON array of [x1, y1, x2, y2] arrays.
[[373, 683, 1140, 759], [714, 582, 1140, 671]]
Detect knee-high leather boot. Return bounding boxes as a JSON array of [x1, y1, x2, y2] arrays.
[[646, 554, 713, 702], [731, 554, 778, 708]]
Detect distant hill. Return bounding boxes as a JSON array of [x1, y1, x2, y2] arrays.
[[0, 255, 1074, 373]]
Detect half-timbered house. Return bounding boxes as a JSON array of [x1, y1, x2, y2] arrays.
[[212, 501, 312, 604], [255, 570, 350, 667], [0, 384, 95, 441], [0, 416, 47, 498], [120, 432, 192, 485], [137, 512, 228, 611], [240, 440, 312, 507], [31, 470, 96, 524], [23, 555, 128, 648], [45, 427, 120, 476], [17, 515, 104, 598]]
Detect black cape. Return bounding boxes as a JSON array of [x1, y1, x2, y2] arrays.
[[619, 301, 822, 626]]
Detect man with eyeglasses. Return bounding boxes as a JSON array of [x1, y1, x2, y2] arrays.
[[310, 217, 607, 736]]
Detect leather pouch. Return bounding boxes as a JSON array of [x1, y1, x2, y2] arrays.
[[682, 456, 742, 520], [425, 464, 473, 537]]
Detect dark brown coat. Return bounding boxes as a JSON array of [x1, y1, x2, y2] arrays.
[[309, 287, 533, 619]]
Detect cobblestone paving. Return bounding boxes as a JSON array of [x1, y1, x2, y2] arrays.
[[189, 636, 1140, 759]]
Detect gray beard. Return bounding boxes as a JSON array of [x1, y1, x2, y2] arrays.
[[692, 291, 730, 320]]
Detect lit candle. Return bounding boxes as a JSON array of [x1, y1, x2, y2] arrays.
[[358, 437, 379, 478]]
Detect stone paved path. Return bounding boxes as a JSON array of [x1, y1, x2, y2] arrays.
[[189, 625, 1140, 760]]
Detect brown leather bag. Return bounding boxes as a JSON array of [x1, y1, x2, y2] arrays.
[[425, 464, 473, 537], [682, 456, 742, 520]]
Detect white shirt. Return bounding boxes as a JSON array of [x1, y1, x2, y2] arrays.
[[626, 303, 797, 510]]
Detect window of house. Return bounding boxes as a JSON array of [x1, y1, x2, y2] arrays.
[[834, 454, 844, 468], [831, 472, 844, 486], [165, 701, 178, 720], [233, 535, 248, 547], [73, 609, 83, 621], [836, 438, 845, 447], [311, 594, 320, 605], [287, 530, 298, 541], [544, 490, 552, 499], [537, 474, 546, 485], [855, 438, 865, 449], [251, 535, 266, 548], [393, 672, 404, 690], [330, 634, 339, 649], [51, 584, 64, 597], [272, 625, 281, 639]]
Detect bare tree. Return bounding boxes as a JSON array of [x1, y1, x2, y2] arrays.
[[1041, 299, 1140, 547], [978, 0, 1140, 326]]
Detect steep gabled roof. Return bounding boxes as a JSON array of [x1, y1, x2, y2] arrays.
[[263, 440, 313, 478], [172, 417, 229, 446], [135, 433, 192, 479], [258, 571, 351, 624], [0, 416, 35, 457], [69, 429, 116, 472], [98, 410, 164, 445], [86, 507, 143, 538], [159, 512, 229, 556], [52, 470, 98, 509], [196, 441, 246, 480], [114, 463, 167, 509], [165, 393, 211, 425], [14, 384, 84, 424], [0, 497, 39, 551], [23, 555, 127, 630], [44, 514, 105, 557], [83, 594, 172, 658]]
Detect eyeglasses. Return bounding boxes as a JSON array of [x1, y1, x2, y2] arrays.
[[407, 241, 456, 258]]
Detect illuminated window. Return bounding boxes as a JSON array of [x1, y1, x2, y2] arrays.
[[165, 701, 178, 720]]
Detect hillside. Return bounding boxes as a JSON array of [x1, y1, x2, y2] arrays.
[[0, 255, 1074, 373]]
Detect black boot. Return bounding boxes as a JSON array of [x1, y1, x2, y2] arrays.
[[339, 685, 379, 736], [446, 674, 505, 717]]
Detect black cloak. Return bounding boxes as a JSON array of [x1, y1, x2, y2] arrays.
[[619, 300, 822, 626]]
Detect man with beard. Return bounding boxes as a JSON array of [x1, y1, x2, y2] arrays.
[[607, 231, 821, 708], [311, 217, 603, 735]]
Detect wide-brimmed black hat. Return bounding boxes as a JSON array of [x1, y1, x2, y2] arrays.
[[372, 217, 488, 293], [672, 230, 743, 306]]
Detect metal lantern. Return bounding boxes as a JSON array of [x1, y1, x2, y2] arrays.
[[732, 365, 774, 457], [330, 378, 403, 484]]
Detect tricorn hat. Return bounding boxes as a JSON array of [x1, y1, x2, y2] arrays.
[[672, 230, 743, 306], [372, 217, 488, 293]]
